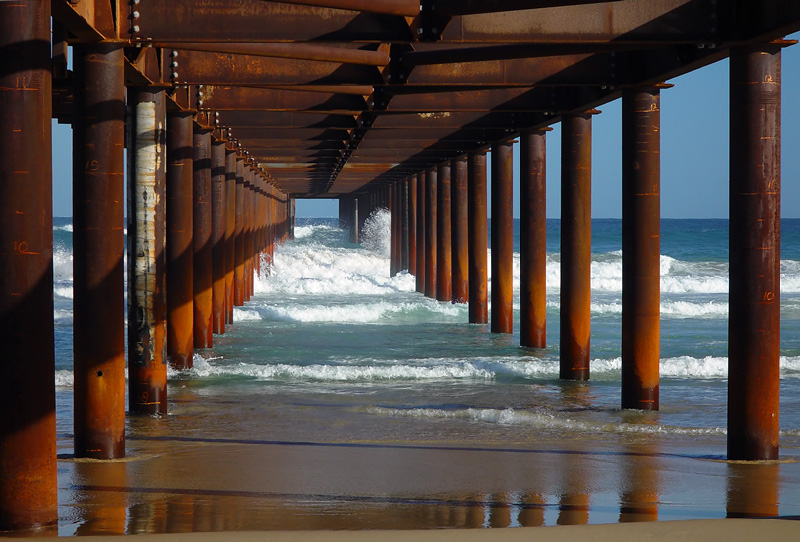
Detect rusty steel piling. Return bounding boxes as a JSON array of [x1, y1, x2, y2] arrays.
[[437, 163, 452, 302], [468, 151, 488, 324], [491, 141, 514, 334], [728, 44, 782, 461], [192, 126, 213, 348], [409, 176, 417, 275], [0, 0, 58, 529], [72, 43, 126, 459], [401, 178, 410, 271], [560, 114, 593, 380], [224, 148, 237, 324], [234, 158, 246, 306], [621, 88, 662, 410], [211, 139, 227, 334], [425, 168, 438, 298], [127, 88, 168, 416], [520, 129, 548, 348], [166, 111, 195, 369], [416, 172, 427, 293], [451, 157, 469, 304]]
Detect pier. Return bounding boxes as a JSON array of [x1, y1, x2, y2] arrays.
[[0, 0, 797, 531]]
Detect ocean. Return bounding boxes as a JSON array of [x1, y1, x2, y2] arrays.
[[52, 215, 800, 533]]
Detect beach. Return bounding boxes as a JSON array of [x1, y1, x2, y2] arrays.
[[45, 215, 800, 536]]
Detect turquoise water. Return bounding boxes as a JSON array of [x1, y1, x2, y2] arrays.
[[52, 215, 800, 530]]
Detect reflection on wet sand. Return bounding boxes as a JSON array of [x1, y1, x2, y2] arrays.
[[619, 442, 660, 523], [56, 401, 797, 535], [73, 459, 128, 536], [726, 462, 779, 518]]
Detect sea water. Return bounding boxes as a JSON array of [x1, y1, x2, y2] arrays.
[[52, 214, 800, 529]]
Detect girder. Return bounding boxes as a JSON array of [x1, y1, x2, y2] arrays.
[[49, 0, 800, 198]]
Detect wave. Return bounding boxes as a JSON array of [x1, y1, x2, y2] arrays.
[[367, 406, 727, 436], [52, 354, 800, 390]]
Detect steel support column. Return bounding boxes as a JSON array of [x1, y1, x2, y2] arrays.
[[425, 168, 438, 298], [728, 44, 782, 461], [244, 167, 254, 301], [622, 88, 662, 410], [72, 43, 126, 459], [491, 141, 514, 334], [468, 151, 488, 323], [390, 182, 398, 275], [234, 158, 245, 306], [409, 176, 417, 275], [452, 157, 469, 304], [0, 0, 57, 528], [520, 129, 548, 348], [401, 178, 410, 271], [211, 139, 227, 334], [437, 163, 452, 302], [166, 111, 195, 369], [192, 127, 213, 348], [416, 172, 427, 293], [224, 148, 236, 324], [560, 114, 592, 380], [127, 88, 168, 415], [351, 196, 359, 243]]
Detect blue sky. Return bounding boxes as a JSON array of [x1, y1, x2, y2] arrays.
[[53, 36, 800, 219]]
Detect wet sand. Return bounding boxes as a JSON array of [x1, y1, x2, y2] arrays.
[[53, 424, 800, 536], [34, 518, 800, 541]]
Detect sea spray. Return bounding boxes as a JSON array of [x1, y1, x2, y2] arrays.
[[360, 208, 391, 256]]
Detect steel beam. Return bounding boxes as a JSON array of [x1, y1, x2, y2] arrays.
[[560, 114, 592, 381], [401, 178, 410, 271], [166, 111, 195, 369], [468, 151, 488, 323], [491, 141, 514, 334], [211, 139, 227, 334], [451, 157, 469, 304], [0, 0, 57, 529], [437, 163, 453, 302], [425, 168, 438, 298], [72, 43, 126, 460], [193, 127, 213, 348], [728, 44, 782, 461], [520, 129, 548, 348], [621, 88, 661, 410], [127, 89, 168, 416]]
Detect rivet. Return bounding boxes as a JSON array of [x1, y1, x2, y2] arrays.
[[133, 11, 140, 18], [171, 61, 178, 68], [171, 50, 178, 57], [132, 25, 140, 33], [417, 27, 423, 35], [172, 72, 178, 78]]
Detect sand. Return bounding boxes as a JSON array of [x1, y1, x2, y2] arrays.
[[13, 519, 800, 540]]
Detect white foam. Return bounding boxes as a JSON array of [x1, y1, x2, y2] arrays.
[[54, 224, 73, 232], [53, 246, 73, 282], [55, 370, 74, 387], [233, 307, 261, 322], [367, 406, 726, 436], [185, 355, 497, 382], [54, 285, 74, 299], [360, 208, 391, 257], [54, 308, 73, 325]]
